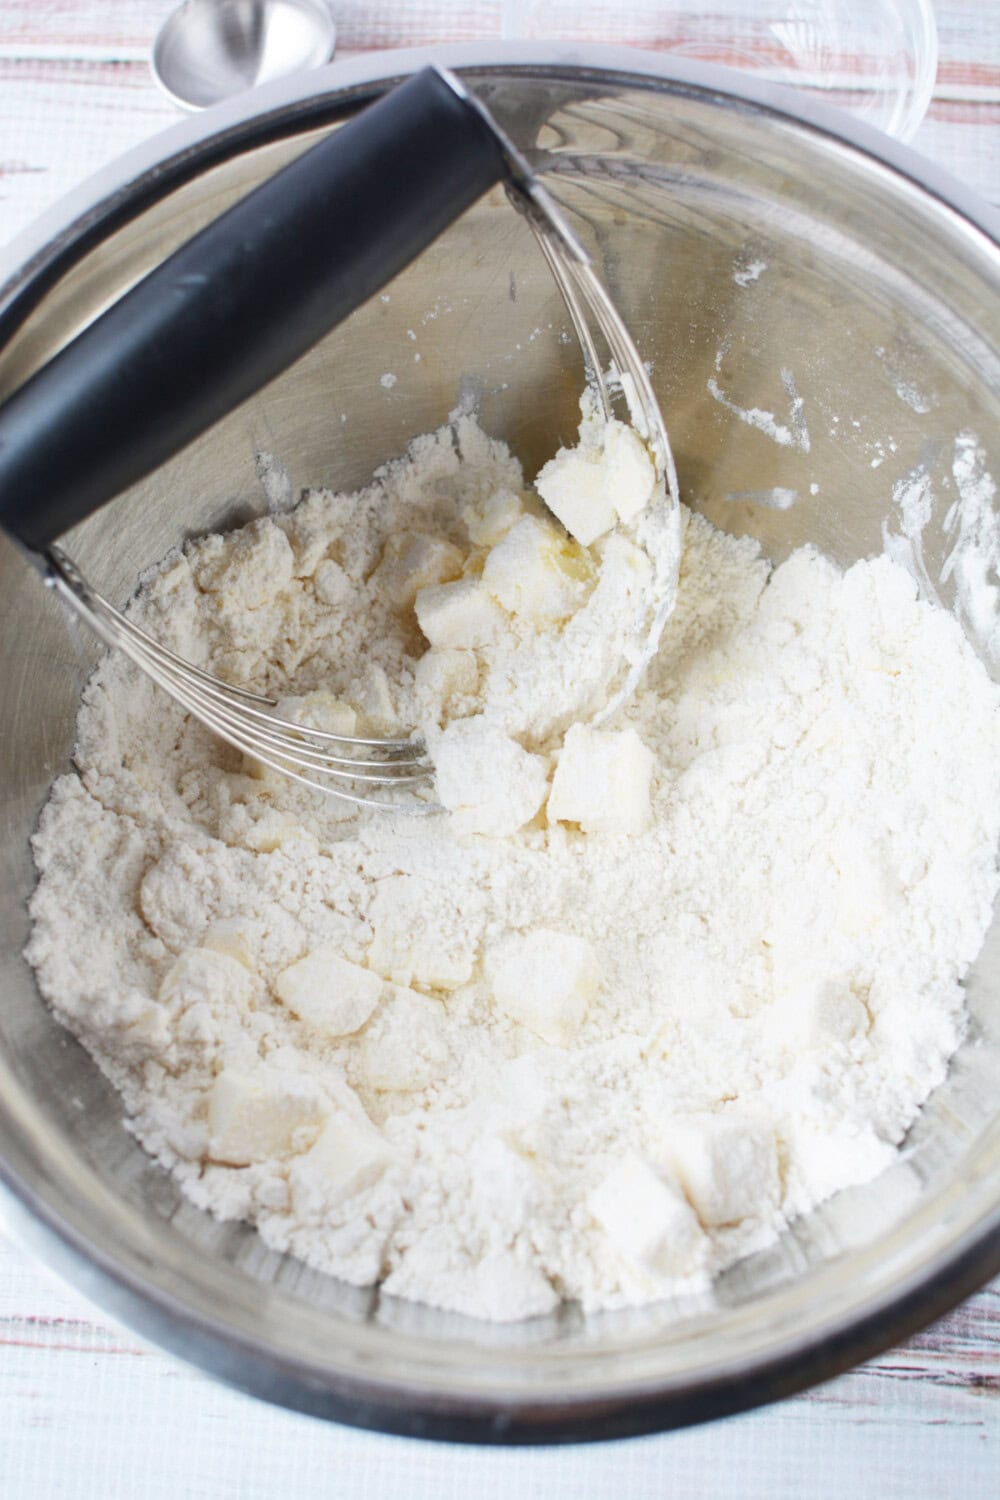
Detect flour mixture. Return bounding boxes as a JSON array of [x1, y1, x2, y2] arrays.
[[26, 409, 1000, 1320]]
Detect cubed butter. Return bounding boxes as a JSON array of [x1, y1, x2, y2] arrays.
[[244, 807, 306, 853], [200, 918, 257, 971], [414, 577, 508, 649], [602, 421, 658, 522], [119, 996, 171, 1052], [593, 531, 654, 595], [432, 721, 549, 837], [768, 967, 870, 1052], [535, 447, 616, 545], [272, 689, 357, 737], [412, 649, 479, 712], [359, 987, 451, 1092], [587, 1152, 707, 1276], [313, 556, 354, 607], [207, 1069, 328, 1165], [275, 949, 384, 1038], [159, 947, 262, 1010], [354, 663, 396, 735], [482, 516, 593, 623], [535, 418, 657, 544], [371, 531, 464, 609], [289, 1109, 392, 1214], [462, 488, 525, 546], [242, 753, 280, 785], [664, 1114, 780, 1227], [486, 928, 599, 1045], [548, 723, 656, 836]]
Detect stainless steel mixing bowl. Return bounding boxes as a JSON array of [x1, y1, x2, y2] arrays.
[[2, 44, 1000, 1443]]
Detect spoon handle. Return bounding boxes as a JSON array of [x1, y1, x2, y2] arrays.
[[0, 66, 506, 554]]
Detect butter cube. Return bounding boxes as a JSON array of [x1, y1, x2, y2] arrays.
[[482, 516, 592, 623], [593, 531, 654, 595], [359, 987, 450, 1092], [463, 488, 525, 546], [767, 920, 870, 1052], [120, 999, 172, 1053], [431, 720, 549, 836], [159, 948, 262, 1010], [289, 1110, 392, 1215], [207, 1069, 328, 1165], [244, 808, 305, 853], [588, 1153, 707, 1275], [201, 918, 257, 971], [664, 1115, 780, 1227], [383, 1243, 558, 1321], [412, 648, 479, 711], [371, 531, 464, 609], [313, 557, 353, 607], [535, 447, 616, 546], [354, 664, 396, 734], [548, 724, 655, 835], [769, 969, 870, 1052], [275, 949, 384, 1037], [242, 754, 280, 786], [535, 418, 657, 544], [486, 928, 599, 1045], [414, 577, 508, 649], [603, 421, 658, 522], [272, 689, 357, 737]]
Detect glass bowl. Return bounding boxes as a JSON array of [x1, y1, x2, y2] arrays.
[[499, 0, 938, 140]]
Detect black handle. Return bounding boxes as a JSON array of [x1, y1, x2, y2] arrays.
[[0, 67, 506, 553]]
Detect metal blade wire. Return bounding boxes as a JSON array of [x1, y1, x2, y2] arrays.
[[46, 551, 440, 813], [40, 96, 676, 814]]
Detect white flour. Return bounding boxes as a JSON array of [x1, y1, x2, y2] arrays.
[[27, 414, 1000, 1320]]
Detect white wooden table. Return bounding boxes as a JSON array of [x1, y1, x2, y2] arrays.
[[1, 3, 999, 1494]]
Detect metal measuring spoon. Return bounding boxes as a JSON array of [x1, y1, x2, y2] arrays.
[[151, 0, 336, 111]]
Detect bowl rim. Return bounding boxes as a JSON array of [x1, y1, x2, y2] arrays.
[[2, 41, 1000, 1444], [4, 39, 1000, 335]]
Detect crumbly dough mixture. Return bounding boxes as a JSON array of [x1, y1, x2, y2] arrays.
[[26, 412, 1000, 1320]]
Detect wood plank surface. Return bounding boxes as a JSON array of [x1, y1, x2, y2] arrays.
[[1, 1228, 998, 1499], [0, 2, 998, 1494], [0, 1, 998, 247]]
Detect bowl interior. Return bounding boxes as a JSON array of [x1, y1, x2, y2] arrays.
[[1, 60, 1000, 1435]]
